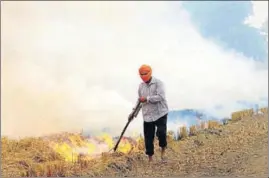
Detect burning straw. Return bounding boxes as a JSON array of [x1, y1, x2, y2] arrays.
[[1, 132, 143, 177]]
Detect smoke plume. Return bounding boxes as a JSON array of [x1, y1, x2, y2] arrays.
[[1, 1, 268, 138]]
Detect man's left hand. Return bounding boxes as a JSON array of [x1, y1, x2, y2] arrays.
[[139, 96, 147, 103]]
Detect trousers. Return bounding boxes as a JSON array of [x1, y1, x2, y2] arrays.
[[143, 114, 167, 156]]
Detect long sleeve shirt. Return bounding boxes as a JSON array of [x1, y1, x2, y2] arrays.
[[138, 77, 169, 122]]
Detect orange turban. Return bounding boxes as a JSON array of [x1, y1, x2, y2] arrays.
[[139, 64, 152, 82]]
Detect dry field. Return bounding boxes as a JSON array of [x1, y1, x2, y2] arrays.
[[1, 113, 268, 177]]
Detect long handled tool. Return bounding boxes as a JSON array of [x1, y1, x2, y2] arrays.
[[113, 99, 142, 152]]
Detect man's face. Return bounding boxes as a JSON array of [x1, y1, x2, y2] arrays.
[[139, 64, 152, 83], [140, 71, 151, 83]]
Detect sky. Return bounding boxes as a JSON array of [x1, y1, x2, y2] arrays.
[[182, 1, 268, 61], [1, 1, 268, 138]]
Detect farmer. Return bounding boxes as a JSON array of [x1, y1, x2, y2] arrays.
[[134, 64, 169, 163]]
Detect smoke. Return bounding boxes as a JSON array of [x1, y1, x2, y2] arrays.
[[1, 1, 268, 138], [244, 1, 268, 30], [245, 1, 268, 41]]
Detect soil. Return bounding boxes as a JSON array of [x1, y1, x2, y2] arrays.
[[103, 114, 268, 177]]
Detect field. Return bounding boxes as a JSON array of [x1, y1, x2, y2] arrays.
[[1, 109, 268, 177]]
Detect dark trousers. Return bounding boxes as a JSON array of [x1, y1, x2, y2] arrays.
[[143, 114, 167, 156]]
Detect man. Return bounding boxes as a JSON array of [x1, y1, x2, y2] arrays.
[[133, 64, 169, 163]]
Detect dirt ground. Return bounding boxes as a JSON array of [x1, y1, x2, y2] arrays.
[[102, 114, 268, 177], [1, 114, 268, 177]]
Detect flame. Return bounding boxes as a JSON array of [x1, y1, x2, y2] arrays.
[[117, 137, 132, 154], [97, 133, 114, 149], [50, 133, 137, 162]]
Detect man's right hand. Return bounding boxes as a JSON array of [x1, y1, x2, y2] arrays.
[[139, 96, 147, 103]]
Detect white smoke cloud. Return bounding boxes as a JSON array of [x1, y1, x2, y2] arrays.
[[1, 1, 268, 138], [244, 1, 268, 41], [244, 1, 268, 29]]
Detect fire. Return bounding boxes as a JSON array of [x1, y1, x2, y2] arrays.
[[49, 133, 138, 162], [97, 133, 114, 149], [117, 138, 132, 154]]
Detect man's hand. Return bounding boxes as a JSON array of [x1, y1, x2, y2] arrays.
[[139, 96, 147, 103]]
